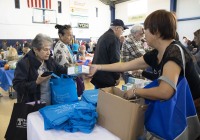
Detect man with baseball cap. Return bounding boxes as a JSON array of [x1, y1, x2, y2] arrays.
[[91, 19, 128, 88], [110, 19, 129, 30]]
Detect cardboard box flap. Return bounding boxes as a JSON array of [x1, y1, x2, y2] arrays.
[[100, 87, 126, 99], [100, 87, 114, 94], [101, 87, 146, 105]]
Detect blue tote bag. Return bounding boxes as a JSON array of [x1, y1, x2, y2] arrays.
[[81, 89, 99, 106], [50, 74, 78, 104], [144, 45, 200, 140], [144, 77, 200, 140]]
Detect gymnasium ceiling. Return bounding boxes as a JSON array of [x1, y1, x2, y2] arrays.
[[99, 0, 131, 6]]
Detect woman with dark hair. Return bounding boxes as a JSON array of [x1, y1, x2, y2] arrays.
[[89, 10, 200, 139], [13, 33, 68, 105], [90, 10, 200, 101], [54, 24, 85, 96], [53, 24, 75, 67]]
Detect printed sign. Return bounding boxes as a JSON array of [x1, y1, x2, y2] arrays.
[[78, 23, 89, 28], [16, 118, 27, 128]]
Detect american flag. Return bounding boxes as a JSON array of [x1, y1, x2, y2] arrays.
[[27, 0, 51, 9]]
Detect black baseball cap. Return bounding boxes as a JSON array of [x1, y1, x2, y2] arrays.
[[110, 19, 128, 30]]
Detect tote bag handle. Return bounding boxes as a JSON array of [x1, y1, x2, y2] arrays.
[[52, 73, 76, 79], [174, 44, 185, 77]]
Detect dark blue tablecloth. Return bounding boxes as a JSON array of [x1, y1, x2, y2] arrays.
[[0, 60, 7, 67], [0, 67, 14, 91]]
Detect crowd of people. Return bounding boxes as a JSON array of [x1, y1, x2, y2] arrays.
[[0, 41, 31, 97]]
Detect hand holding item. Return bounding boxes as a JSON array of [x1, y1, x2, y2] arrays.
[[123, 88, 137, 100], [88, 64, 99, 77], [41, 71, 53, 77], [36, 74, 51, 85]]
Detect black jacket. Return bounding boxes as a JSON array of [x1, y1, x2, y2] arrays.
[[13, 50, 67, 103], [91, 29, 120, 88]]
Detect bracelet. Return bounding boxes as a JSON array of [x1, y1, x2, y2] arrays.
[[132, 88, 137, 99]]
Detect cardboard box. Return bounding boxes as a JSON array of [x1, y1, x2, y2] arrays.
[[68, 65, 89, 75], [97, 87, 147, 140]]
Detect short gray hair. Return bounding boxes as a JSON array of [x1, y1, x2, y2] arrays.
[[31, 33, 53, 50], [110, 26, 116, 30], [130, 24, 144, 35]]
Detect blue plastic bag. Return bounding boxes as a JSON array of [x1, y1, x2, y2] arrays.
[[50, 74, 78, 104], [144, 76, 200, 140], [81, 89, 99, 106], [39, 102, 79, 126], [39, 101, 98, 133]]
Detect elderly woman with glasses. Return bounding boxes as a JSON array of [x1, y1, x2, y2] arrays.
[[13, 33, 68, 104]]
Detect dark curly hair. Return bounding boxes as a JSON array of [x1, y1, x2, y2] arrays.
[[55, 24, 72, 36]]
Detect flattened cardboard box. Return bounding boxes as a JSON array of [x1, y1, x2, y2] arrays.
[[97, 87, 147, 140]]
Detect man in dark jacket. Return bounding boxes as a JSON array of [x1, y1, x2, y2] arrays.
[[91, 19, 128, 88]]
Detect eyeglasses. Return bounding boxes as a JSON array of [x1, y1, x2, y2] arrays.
[[41, 47, 52, 52], [140, 32, 144, 36], [117, 26, 124, 32], [121, 27, 124, 32], [139, 28, 145, 35], [139, 30, 145, 36], [41, 48, 51, 52]]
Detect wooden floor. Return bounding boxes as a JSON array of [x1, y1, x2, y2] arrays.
[[0, 78, 124, 140], [0, 88, 17, 140]]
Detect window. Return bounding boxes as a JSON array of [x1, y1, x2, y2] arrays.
[[15, 0, 20, 9], [32, 8, 57, 24], [127, 0, 147, 24], [58, 1, 62, 13]]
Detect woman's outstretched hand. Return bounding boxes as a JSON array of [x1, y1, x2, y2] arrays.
[[87, 64, 99, 77]]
